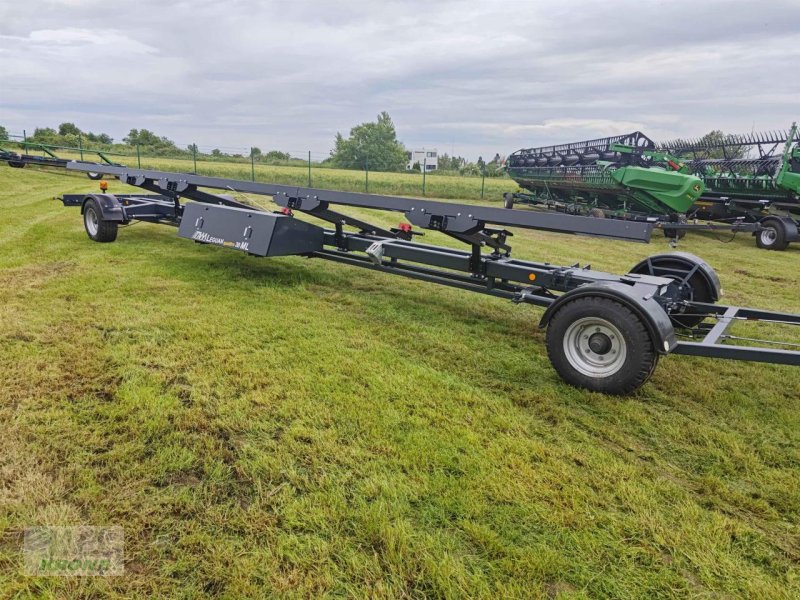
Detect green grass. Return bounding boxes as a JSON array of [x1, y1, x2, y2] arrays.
[[1, 166, 799, 598]]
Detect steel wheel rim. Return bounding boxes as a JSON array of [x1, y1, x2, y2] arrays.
[[760, 227, 777, 246], [563, 317, 626, 377], [85, 207, 99, 236]]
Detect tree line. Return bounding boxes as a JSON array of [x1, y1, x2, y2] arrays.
[[0, 114, 508, 175]]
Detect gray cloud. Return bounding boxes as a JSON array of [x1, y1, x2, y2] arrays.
[[1, 0, 798, 159]]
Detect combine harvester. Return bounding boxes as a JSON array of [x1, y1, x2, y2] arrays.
[[504, 125, 800, 249], [3, 160, 797, 395]]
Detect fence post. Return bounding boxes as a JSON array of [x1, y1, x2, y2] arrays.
[[365, 152, 369, 193], [422, 157, 427, 196], [251, 148, 255, 182], [22, 129, 27, 152], [308, 151, 312, 187], [481, 167, 486, 199], [192, 143, 197, 174], [79, 135, 84, 160], [136, 144, 141, 168]]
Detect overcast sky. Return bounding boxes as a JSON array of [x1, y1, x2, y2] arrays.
[[1, 0, 798, 160]]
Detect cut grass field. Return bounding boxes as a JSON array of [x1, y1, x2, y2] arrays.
[[1, 165, 799, 598]]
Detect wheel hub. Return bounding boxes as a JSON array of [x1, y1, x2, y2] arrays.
[[588, 332, 612, 355], [563, 318, 627, 378]]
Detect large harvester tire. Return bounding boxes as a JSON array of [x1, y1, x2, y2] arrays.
[[545, 296, 658, 395]]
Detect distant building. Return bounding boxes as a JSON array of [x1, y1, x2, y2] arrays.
[[406, 148, 438, 171]]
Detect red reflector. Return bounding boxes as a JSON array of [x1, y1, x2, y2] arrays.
[[399, 223, 412, 232], [281, 207, 293, 216]]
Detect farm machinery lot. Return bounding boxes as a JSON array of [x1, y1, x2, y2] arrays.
[[1, 163, 800, 597]]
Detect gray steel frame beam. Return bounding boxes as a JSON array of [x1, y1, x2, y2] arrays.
[[673, 342, 800, 365], [65, 163, 654, 243], [322, 230, 668, 293]]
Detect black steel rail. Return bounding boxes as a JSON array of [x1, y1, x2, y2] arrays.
[[65, 162, 654, 243]]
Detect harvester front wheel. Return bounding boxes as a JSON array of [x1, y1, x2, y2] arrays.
[[545, 296, 658, 395], [83, 198, 118, 243], [503, 193, 515, 209]]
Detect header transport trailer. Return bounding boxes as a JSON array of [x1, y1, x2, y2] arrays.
[[7, 160, 800, 395], [504, 125, 800, 248]]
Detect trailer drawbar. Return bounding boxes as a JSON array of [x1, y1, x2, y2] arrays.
[[48, 162, 800, 394]]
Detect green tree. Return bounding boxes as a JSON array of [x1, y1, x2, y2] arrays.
[[263, 150, 291, 162], [0, 125, 8, 141], [438, 153, 467, 171], [124, 128, 176, 148], [330, 111, 407, 171], [250, 146, 262, 158], [58, 122, 81, 136], [30, 127, 58, 143]]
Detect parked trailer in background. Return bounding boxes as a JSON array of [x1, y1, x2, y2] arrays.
[[20, 160, 794, 395], [1, 141, 123, 180]]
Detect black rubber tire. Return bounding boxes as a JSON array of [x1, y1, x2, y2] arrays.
[[83, 198, 118, 243], [756, 218, 789, 251], [662, 228, 686, 240], [503, 193, 515, 209], [588, 208, 605, 218], [8, 160, 25, 168], [663, 215, 687, 239], [545, 296, 658, 395], [87, 172, 103, 180]]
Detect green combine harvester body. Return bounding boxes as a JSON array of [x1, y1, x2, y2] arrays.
[[505, 132, 704, 216]]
